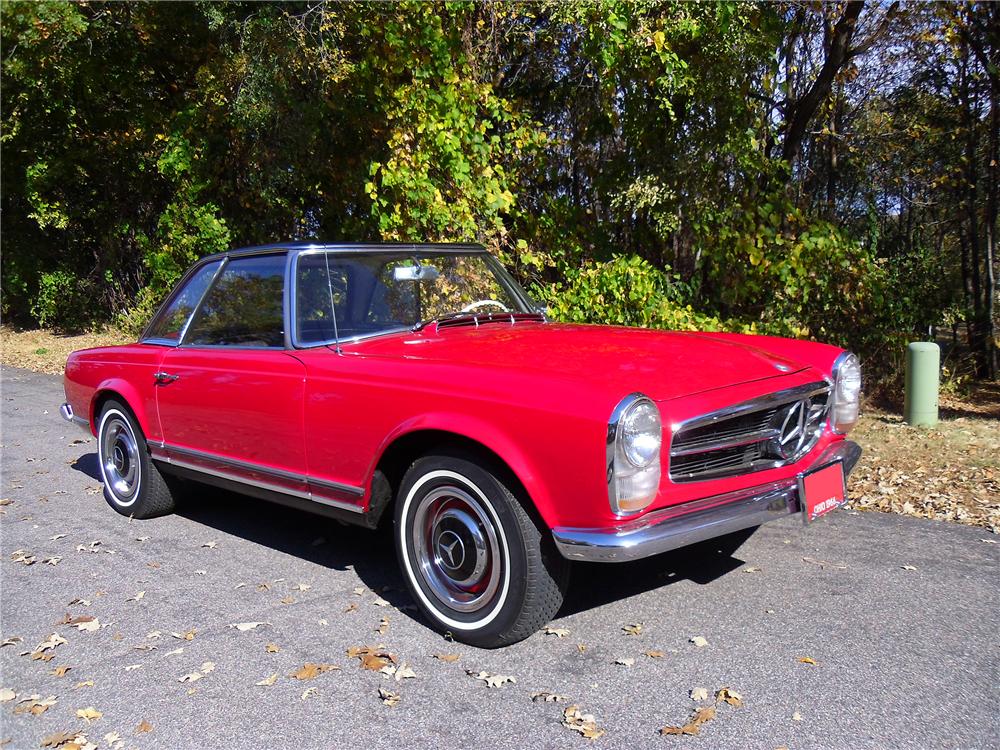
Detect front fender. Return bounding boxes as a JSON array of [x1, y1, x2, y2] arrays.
[[373, 411, 559, 529]]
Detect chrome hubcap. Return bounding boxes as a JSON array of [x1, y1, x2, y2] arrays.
[[413, 485, 500, 613], [102, 417, 139, 501]]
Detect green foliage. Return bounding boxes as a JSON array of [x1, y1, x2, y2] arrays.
[[1, 2, 990, 384]]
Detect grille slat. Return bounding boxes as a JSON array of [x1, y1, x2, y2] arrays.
[[669, 384, 830, 482]]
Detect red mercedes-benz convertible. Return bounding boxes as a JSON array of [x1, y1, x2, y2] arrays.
[[62, 243, 862, 646]]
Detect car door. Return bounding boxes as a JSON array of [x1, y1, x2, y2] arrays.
[[154, 253, 309, 497]]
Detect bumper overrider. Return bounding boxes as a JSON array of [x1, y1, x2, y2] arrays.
[[60, 402, 92, 434], [553, 440, 861, 562]]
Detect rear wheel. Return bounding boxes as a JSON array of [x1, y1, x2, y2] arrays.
[[98, 399, 177, 519], [395, 453, 569, 648]]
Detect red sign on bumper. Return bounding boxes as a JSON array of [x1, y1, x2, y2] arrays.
[[801, 461, 847, 523]]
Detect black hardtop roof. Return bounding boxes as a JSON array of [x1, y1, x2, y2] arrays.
[[201, 241, 487, 263]]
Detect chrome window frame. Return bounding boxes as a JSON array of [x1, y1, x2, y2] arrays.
[[178, 251, 289, 351], [139, 258, 226, 347], [288, 246, 536, 350]]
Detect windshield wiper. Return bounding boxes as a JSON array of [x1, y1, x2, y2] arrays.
[[411, 312, 472, 331]]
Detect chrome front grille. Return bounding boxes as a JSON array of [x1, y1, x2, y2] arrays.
[[669, 382, 831, 482]]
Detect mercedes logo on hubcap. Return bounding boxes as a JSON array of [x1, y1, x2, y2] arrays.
[[436, 530, 466, 571]]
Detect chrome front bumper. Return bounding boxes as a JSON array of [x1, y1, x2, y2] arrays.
[[553, 440, 862, 563], [60, 402, 92, 434]]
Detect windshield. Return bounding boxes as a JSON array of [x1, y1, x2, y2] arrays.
[[294, 251, 532, 345]]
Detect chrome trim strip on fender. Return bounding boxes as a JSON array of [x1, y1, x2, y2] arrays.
[[60, 402, 92, 434], [148, 443, 365, 512], [553, 440, 862, 563]]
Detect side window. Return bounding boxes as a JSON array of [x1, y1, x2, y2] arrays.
[[185, 255, 286, 348], [143, 260, 222, 344], [295, 253, 348, 345]]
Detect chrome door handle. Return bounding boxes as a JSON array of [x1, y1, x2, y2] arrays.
[[153, 371, 180, 384]]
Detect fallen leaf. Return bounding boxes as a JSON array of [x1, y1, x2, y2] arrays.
[[76, 707, 103, 723], [376, 617, 389, 635], [127, 591, 145, 602], [279, 595, 295, 605], [49, 533, 68, 541], [164, 647, 184, 656], [615, 657, 635, 667], [690, 636, 709, 648], [576, 643, 586, 654], [104, 731, 122, 747], [43, 556, 62, 566], [291, 663, 338, 680], [34, 632, 68, 655], [51, 665, 72, 677], [393, 663, 416, 681], [1, 636, 23, 647], [201, 541, 217, 549], [74, 680, 94, 689], [743, 566, 762, 573], [981, 538, 998, 544], [901, 564, 918, 571], [531, 691, 568, 702], [344, 602, 358, 613], [170, 629, 196, 641], [792, 711, 804, 721], [644, 650, 665, 658], [378, 687, 400, 706], [353, 586, 366, 596], [372, 596, 390, 607], [40, 731, 78, 748], [76, 619, 100, 633], [562, 705, 605, 740], [716, 687, 743, 707], [124, 665, 142, 672], [301, 687, 317, 700], [797, 656, 818, 666], [292, 583, 311, 592], [690, 687, 709, 701], [432, 653, 460, 662], [622, 623, 643, 636], [14, 694, 57, 716], [467, 670, 515, 688], [265, 643, 280, 654], [543, 626, 570, 638], [11, 549, 36, 565], [200, 661, 215, 674], [256, 673, 278, 687], [136, 720, 153, 734], [136, 536, 150, 542], [0, 688, 15, 702], [660, 706, 716, 736], [178, 673, 202, 683], [230, 621, 269, 632]]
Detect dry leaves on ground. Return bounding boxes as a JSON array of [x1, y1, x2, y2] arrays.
[[622, 623, 643, 636], [14, 694, 57, 716], [531, 692, 568, 703], [661, 706, 716, 736], [467, 670, 516, 688], [562, 705, 605, 740], [291, 663, 339, 680], [432, 653, 460, 662], [849, 410, 1000, 531], [543, 626, 570, 638], [378, 687, 401, 706], [347, 646, 397, 672], [689, 636, 709, 648]]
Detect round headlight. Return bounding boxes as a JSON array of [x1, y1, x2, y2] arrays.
[[832, 352, 861, 434], [621, 400, 662, 467]]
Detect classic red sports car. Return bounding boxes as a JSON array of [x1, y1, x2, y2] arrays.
[[62, 242, 862, 647]]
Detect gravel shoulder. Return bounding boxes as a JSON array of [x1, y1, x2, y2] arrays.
[[1, 366, 998, 750]]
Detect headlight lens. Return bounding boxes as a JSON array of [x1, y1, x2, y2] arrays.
[[831, 352, 861, 434], [608, 395, 662, 515]]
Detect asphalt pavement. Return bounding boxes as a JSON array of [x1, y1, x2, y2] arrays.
[[1, 366, 997, 750]]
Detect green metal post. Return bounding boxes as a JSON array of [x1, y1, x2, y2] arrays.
[[903, 342, 940, 427]]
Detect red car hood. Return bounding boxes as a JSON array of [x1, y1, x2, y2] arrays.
[[343, 322, 813, 402]]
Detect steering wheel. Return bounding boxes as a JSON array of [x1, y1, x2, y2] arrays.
[[461, 299, 510, 313]]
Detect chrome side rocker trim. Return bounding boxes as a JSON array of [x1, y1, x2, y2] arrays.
[[148, 442, 365, 513], [552, 440, 862, 562]]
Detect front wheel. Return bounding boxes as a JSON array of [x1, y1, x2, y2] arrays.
[[395, 454, 569, 647], [98, 399, 177, 519]]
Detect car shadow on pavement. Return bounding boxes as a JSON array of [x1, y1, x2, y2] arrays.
[[70, 452, 102, 482], [171, 479, 755, 624]]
